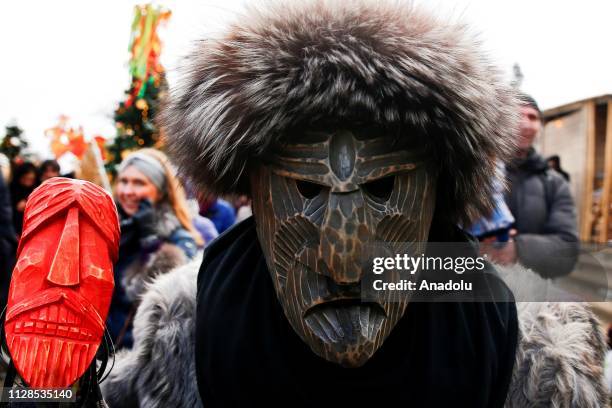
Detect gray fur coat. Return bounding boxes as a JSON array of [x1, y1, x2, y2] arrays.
[[101, 260, 607, 407], [102, 257, 203, 407], [121, 206, 195, 303]]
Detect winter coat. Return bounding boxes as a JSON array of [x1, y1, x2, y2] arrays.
[[505, 149, 579, 278], [202, 198, 235, 234], [0, 175, 17, 313], [106, 204, 197, 350], [9, 181, 35, 236], [193, 215, 219, 245], [102, 258, 203, 408]]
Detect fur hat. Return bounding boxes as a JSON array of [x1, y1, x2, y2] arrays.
[[161, 0, 519, 224]]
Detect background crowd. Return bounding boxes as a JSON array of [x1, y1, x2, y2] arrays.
[[0, 2, 610, 402], [0, 92, 584, 350], [0, 152, 252, 345]]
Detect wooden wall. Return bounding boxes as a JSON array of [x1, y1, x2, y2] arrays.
[[539, 106, 589, 237], [540, 96, 612, 243]]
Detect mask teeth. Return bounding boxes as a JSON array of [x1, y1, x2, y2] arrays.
[[28, 304, 82, 325], [10, 334, 95, 388], [14, 305, 94, 341]]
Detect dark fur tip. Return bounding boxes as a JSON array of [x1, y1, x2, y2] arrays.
[[160, 0, 520, 224]]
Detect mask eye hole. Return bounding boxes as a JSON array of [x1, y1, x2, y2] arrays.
[[363, 175, 395, 201], [295, 180, 323, 199]]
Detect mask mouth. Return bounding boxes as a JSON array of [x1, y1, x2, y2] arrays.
[[303, 298, 386, 343], [304, 298, 386, 317], [6, 287, 105, 334]]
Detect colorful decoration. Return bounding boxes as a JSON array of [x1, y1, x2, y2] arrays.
[[5, 178, 119, 388], [94, 135, 107, 161], [0, 123, 28, 160], [126, 4, 171, 107], [45, 115, 88, 160], [106, 4, 170, 175]]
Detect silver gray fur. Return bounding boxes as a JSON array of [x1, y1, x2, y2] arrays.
[[122, 207, 189, 302], [121, 242, 186, 303], [160, 0, 520, 225], [495, 264, 608, 407], [101, 258, 203, 408], [507, 302, 607, 408]]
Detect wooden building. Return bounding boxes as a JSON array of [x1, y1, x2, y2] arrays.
[[539, 94, 612, 243]]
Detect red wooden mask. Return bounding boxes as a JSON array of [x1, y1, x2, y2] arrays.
[[5, 178, 119, 388]]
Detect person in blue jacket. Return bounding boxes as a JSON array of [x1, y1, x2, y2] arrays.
[[199, 195, 236, 234]]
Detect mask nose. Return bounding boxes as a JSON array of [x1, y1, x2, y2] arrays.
[[317, 191, 369, 284], [47, 207, 80, 286]]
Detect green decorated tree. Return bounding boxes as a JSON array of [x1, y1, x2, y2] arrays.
[[105, 4, 171, 175], [0, 123, 28, 160], [106, 75, 166, 174]]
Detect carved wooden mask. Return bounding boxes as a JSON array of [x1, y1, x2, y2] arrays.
[[5, 178, 119, 388], [250, 127, 436, 367]]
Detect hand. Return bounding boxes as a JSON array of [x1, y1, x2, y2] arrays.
[[16, 199, 27, 212], [132, 199, 157, 239]]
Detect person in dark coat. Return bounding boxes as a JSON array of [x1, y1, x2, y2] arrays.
[[198, 195, 236, 234], [485, 94, 579, 277], [0, 174, 17, 314], [38, 159, 61, 182], [9, 162, 38, 235], [547, 154, 570, 182]]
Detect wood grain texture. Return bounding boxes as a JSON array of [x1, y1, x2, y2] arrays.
[[581, 102, 596, 241], [5, 178, 118, 387], [251, 128, 435, 367], [598, 100, 612, 243]]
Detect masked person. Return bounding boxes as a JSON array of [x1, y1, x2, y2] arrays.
[[106, 148, 203, 349], [101, 2, 606, 407]]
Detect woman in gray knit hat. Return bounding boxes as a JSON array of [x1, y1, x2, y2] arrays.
[[106, 148, 202, 350]]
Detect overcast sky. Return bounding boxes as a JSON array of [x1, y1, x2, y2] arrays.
[[1, 0, 611, 157]]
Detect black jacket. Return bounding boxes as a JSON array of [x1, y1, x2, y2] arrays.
[[195, 218, 518, 408], [0, 175, 17, 313]]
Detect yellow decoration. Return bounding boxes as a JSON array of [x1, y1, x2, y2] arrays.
[[135, 99, 148, 110]]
